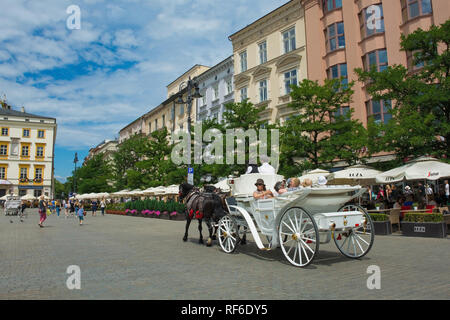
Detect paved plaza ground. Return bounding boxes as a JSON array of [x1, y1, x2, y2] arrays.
[[0, 209, 449, 300]]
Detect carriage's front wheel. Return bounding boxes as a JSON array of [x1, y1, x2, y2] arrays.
[[218, 215, 239, 254], [334, 204, 374, 259], [278, 207, 319, 267]]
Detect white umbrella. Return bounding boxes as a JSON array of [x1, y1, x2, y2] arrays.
[[21, 194, 36, 200], [153, 186, 166, 195], [214, 179, 231, 192], [376, 156, 450, 183], [111, 189, 130, 197], [142, 187, 156, 195], [164, 185, 180, 195], [299, 168, 330, 184], [329, 165, 382, 184], [128, 189, 144, 196], [96, 192, 110, 199]]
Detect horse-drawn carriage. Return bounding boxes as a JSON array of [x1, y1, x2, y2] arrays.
[[216, 173, 374, 267]]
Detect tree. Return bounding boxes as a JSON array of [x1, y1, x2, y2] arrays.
[[75, 154, 112, 194], [280, 78, 368, 176], [356, 19, 450, 161]]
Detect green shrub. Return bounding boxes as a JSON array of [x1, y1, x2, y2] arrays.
[[404, 213, 443, 223], [369, 213, 388, 221]]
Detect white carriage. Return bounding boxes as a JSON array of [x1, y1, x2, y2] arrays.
[[4, 195, 21, 216], [217, 174, 374, 267]]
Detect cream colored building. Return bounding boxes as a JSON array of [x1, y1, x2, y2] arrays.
[[229, 0, 308, 124], [0, 100, 57, 198], [84, 139, 118, 164], [118, 115, 144, 143]]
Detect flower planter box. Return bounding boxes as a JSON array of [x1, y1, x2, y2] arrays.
[[106, 210, 126, 215], [400, 222, 447, 238], [160, 212, 170, 220], [372, 221, 392, 235], [170, 212, 186, 221]]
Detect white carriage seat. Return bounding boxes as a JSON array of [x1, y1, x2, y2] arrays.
[[231, 173, 284, 197]]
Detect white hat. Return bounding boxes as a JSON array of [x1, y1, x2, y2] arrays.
[[405, 186, 411, 190], [317, 176, 327, 185]]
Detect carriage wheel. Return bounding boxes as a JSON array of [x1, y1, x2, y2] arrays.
[[334, 204, 374, 259], [218, 215, 239, 254], [278, 207, 319, 267]]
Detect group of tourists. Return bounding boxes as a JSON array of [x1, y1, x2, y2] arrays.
[[365, 179, 449, 210], [253, 176, 327, 200], [36, 196, 107, 227]]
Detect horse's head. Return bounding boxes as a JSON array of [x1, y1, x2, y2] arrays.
[[178, 182, 194, 202]]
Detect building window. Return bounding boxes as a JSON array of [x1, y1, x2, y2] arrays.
[[213, 84, 219, 100], [155, 119, 158, 130], [179, 104, 184, 116], [259, 79, 268, 102], [259, 41, 267, 64], [34, 189, 42, 197], [333, 106, 350, 120], [162, 114, 165, 127], [401, 0, 432, 22], [0, 144, 8, 156], [366, 100, 392, 124], [20, 167, 28, 180], [35, 167, 43, 181], [240, 87, 248, 102], [148, 123, 151, 132], [283, 27, 296, 54], [359, 4, 385, 39], [36, 146, 44, 157], [284, 69, 298, 94], [406, 50, 425, 71], [23, 129, 30, 137], [240, 51, 247, 72], [0, 166, 6, 179], [21, 145, 29, 157], [327, 63, 348, 87], [326, 22, 345, 52], [323, 0, 342, 14], [1, 128, 8, 136], [226, 79, 233, 95], [363, 49, 388, 72], [37, 130, 45, 138]]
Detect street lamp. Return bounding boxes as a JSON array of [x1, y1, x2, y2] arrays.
[[73, 152, 78, 194], [174, 76, 202, 185]]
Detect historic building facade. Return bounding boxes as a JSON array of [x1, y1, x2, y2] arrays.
[[195, 56, 234, 123], [228, 0, 308, 124], [0, 99, 57, 198], [301, 0, 449, 127], [84, 139, 118, 164]]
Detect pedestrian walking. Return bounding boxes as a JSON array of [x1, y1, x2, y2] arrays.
[[64, 199, 69, 218], [100, 198, 106, 216], [56, 199, 61, 217], [92, 199, 98, 216], [38, 195, 47, 228], [445, 180, 449, 203], [77, 204, 85, 226]]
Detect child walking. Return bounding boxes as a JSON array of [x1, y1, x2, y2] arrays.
[[77, 204, 85, 225]]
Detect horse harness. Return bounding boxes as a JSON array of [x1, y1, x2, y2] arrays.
[[183, 188, 216, 220]]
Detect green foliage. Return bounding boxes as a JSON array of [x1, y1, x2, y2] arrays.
[[404, 213, 443, 223], [369, 213, 389, 222], [280, 78, 368, 176], [123, 199, 185, 213], [75, 154, 113, 194], [355, 20, 450, 160]]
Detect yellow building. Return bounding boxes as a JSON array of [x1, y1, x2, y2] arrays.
[[228, 0, 308, 124]]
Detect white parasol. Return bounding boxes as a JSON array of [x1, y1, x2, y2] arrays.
[[214, 179, 231, 192], [376, 156, 450, 183], [299, 168, 331, 184], [329, 165, 382, 185]]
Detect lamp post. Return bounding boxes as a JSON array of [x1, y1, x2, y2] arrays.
[[174, 77, 202, 185], [73, 152, 78, 194]]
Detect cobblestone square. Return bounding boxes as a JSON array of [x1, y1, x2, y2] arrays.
[[0, 209, 449, 300]]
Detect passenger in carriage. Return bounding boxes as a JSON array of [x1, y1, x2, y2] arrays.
[[274, 181, 287, 195], [253, 179, 274, 199], [287, 177, 301, 191], [258, 155, 275, 174], [302, 178, 313, 188]]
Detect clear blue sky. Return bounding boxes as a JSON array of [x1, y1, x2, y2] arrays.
[[0, 0, 286, 182]]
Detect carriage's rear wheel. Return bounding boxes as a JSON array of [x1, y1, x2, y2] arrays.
[[334, 204, 374, 259], [218, 215, 239, 254], [278, 207, 319, 267]]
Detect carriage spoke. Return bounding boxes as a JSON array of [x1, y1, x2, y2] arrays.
[[351, 235, 357, 256], [288, 215, 297, 233], [292, 243, 297, 262], [299, 238, 315, 254], [300, 242, 310, 264], [353, 233, 370, 246], [353, 235, 365, 253], [293, 211, 299, 231], [282, 221, 295, 234], [297, 243, 303, 265]]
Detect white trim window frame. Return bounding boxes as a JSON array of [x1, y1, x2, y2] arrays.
[[240, 87, 248, 102], [259, 79, 268, 102], [259, 41, 267, 64], [284, 69, 298, 94], [282, 27, 296, 54], [240, 50, 247, 72]]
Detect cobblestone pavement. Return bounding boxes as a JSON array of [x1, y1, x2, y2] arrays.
[[0, 209, 449, 300]]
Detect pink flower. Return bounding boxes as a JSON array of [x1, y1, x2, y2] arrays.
[[170, 211, 177, 216], [155, 211, 160, 216], [125, 209, 130, 213]]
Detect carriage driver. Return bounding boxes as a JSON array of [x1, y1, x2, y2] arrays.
[[253, 179, 274, 200]]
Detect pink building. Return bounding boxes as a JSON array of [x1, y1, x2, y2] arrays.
[[302, 0, 449, 128]]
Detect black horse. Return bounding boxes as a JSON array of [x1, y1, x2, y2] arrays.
[[179, 183, 228, 246]]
